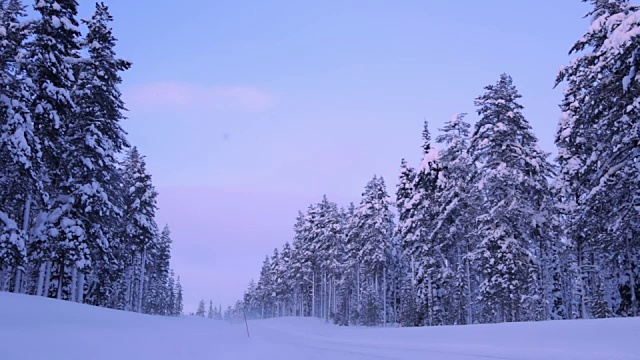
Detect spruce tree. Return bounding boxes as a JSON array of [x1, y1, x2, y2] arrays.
[[143, 225, 172, 315], [556, 0, 640, 317], [433, 113, 477, 325], [46, 2, 132, 303], [196, 299, 206, 317], [175, 276, 184, 316], [399, 121, 443, 326], [208, 300, 214, 319], [121, 147, 158, 312], [0, 0, 34, 288], [468, 74, 555, 323], [395, 159, 416, 229], [166, 270, 176, 316], [24, 0, 83, 300], [256, 255, 273, 318], [348, 176, 394, 325]]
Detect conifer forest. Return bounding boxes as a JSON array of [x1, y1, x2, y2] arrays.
[[0, 0, 182, 316], [236, 1, 640, 326], [1, 0, 640, 331]]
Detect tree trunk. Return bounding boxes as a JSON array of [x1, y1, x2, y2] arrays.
[[320, 271, 324, 319], [539, 237, 547, 321], [356, 266, 360, 305], [312, 271, 316, 318], [466, 252, 472, 325], [56, 261, 65, 300], [427, 276, 433, 326], [36, 262, 46, 296], [325, 272, 329, 321], [137, 247, 146, 313], [13, 267, 22, 294], [626, 246, 638, 317], [44, 261, 52, 298], [13, 195, 32, 294], [70, 266, 77, 302], [577, 241, 589, 319], [77, 272, 85, 303], [0, 267, 9, 292], [383, 267, 387, 326], [125, 265, 132, 311]]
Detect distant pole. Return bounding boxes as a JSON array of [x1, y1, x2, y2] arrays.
[[243, 308, 250, 338]]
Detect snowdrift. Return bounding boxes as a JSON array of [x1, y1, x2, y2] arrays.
[[0, 292, 638, 360]]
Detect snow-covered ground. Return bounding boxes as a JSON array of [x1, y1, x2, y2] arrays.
[[1, 292, 638, 360]]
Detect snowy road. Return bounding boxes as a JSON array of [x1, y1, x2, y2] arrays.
[[1, 292, 639, 360]]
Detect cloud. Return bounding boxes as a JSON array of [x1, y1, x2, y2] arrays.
[[124, 82, 275, 112]]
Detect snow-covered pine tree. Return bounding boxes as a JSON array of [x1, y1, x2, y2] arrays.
[[121, 147, 159, 312], [26, 0, 84, 300], [174, 276, 184, 316], [196, 299, 206, 317], [57, 2, 130, 303], [383, 231, 405, 325], [217, 305, 222, 319], [334, 203, 356, 325], [143, 224, 172, 315], [296, 204, 321, 318], [395, 159, 416, 235], [394, 159, 420, 326], [208, 300, 214, 319], [279, 241, 294, 316], [42, 2, 132, 304], [432, 113, 478, 325], [0, 0, 35, 293], [348, 176, 395, 326], [468, 74, 555, 323], [288, 212, 308, 317], [256, 255, 273, 318], [313, 196, 343, 322], [270, 248, 282, 317], [399, 121, 444, 326], [555, 0, 640, 318], [166, 270, 176, 316], [243, 279, 259, 318]]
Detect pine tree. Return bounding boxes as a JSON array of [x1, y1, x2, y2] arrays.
[[348, 176, 395, 325], [175, 276, 184, 316], [256, 255, 273, 318], [51, 2, 132, 303], [25, 0, 83, 300], [196, 299, 206, 317], [208, 299, 214, 319], [166, 270, 176, 316], [399, 121, 443, 326], [433, 113, 477, 325], [312, 196, 343, 322], [279, 242, 294, 316], [337, 203, 357, 325], [0, 0, 37, 290], [143, 225, 172, 315], [243, 279, 259, 318], [120, 147, 158, 312], [555, 0, 640, 317], [395, 159, 416, 229], [468, 74, 555, 323], [394, 160, 419, 326]]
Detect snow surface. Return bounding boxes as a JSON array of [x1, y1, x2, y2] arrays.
[[0, 292, 639, 360]]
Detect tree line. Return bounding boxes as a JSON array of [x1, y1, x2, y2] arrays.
[[234, 0, 640, 326], [192, 299, 224, 319], [0, 0, 182, 316]]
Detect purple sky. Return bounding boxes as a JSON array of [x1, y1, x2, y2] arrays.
[[75, 0, 594, 312]]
